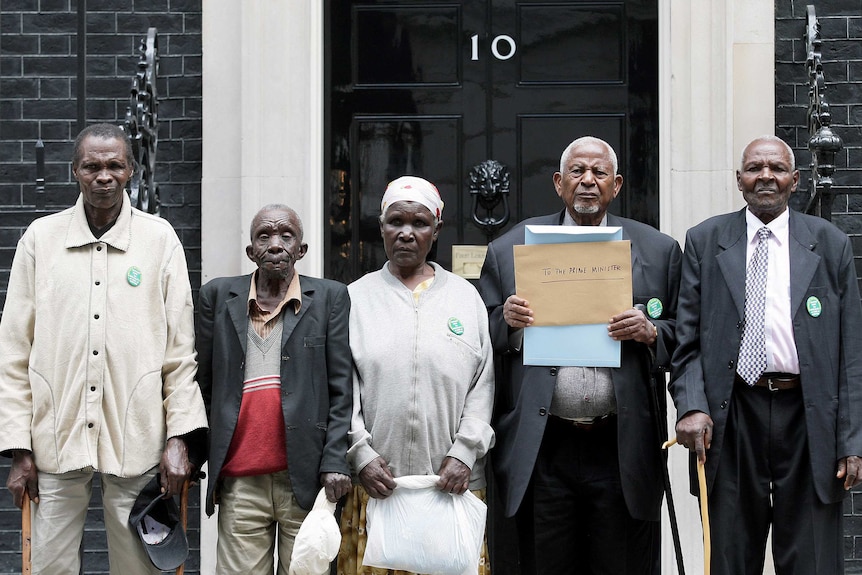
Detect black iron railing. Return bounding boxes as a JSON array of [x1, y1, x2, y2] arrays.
[[125, 27, 161, 215], [804, 4, 843, 221]]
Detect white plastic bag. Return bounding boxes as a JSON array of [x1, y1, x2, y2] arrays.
[[289, 488, 341, 575], [363, 475, 487, 575]]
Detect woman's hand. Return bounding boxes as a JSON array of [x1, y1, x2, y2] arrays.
[[359, 457, 397, 499], [436, 457, 470, 495]]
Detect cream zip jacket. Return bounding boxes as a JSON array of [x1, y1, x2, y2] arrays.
[[347, 262, 495, 488], [0, 194, 207, 476]]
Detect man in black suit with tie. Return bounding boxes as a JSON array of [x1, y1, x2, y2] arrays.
[[671, 135, 862, 574], [479, 136, 681, 574]]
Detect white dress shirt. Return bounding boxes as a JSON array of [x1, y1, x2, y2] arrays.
[[745, 207, 800, 374]]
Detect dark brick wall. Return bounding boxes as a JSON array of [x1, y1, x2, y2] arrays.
[[0, 1, 203, 573], [776, 0, 862, 571]]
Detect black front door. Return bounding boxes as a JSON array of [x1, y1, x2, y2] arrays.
[[324, 1, 658, 283]]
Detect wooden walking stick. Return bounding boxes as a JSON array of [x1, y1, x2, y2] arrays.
[[697, 460, 711, 575], [176, 479, 190, 575], [22, 490, 31, 575]]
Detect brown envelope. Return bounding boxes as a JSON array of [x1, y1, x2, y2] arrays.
[[513, 240, 632, 326]]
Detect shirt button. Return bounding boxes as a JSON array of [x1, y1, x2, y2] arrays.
[[96, 246, 102, 251], [549, 368, 557, 376], [90, 386, 96, 392], [93, 350, 98, 356], [95, 281, 100, 286], [538, 408, 547, 416], [87, 423, 94, 428], [94, 314, 99, 320]]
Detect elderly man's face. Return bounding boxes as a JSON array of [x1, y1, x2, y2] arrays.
[[72, 135, 133, 222], [246, 208, 307, 279], [737, 139, 799, 223], [553, 140, 623, 225]]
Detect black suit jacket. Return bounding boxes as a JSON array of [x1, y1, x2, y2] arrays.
[[479, 210, 682, 521], [670, 208, 862, 503], [195, 274, 352, 515]]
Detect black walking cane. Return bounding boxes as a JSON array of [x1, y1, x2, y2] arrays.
[[648, 370, 686, 575], [636, 304, 686, 575]]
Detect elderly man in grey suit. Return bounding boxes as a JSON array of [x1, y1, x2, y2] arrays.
[[479, 136, 681, 575], [196, 204, 352, 574], [671, 135, 862, 574]]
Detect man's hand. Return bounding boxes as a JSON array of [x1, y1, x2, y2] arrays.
[[358, 456, 397, 499], [608, 307, 656, 345], [159, 437, 192, 498], [675, 411, 714, 464], [436, 457, 471, 495], [6, 450, 38, 509], [320, 472, 351, 502], [837, 456, 862, 490], [503, 295, 533, 329]]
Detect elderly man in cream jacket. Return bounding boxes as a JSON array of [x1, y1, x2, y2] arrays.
[[0, 123, 207, 575]]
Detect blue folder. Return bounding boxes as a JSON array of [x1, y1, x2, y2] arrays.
[[522, 225, 624, 367]]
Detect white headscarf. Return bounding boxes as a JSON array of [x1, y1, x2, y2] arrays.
[[381, 176, 444, 220]]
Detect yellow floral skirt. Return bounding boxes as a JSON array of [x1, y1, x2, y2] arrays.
[[336, 484, 491, 575]]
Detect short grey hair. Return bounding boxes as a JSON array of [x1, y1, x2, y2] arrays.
[[72, 123, 134, 168], [250, 204, 304, 241], [559, 136, 618, 175], [740, 135, 796, 171]]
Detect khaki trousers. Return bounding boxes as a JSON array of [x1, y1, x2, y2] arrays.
[[216, 470, 309, 575], [32, 468, 160, 575]]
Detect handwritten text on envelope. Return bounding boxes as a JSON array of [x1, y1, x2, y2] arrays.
[[513, 240, 632, 326]]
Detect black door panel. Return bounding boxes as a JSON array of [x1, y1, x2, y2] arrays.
[[325, 0, 657, 285]]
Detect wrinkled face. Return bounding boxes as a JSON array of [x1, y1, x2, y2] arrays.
[[72, 136, 133, 218], [553, 140, 623, 222], [246, 208, 307, 278], [737, 139, 799, 222], [380, 201, 441, 270]]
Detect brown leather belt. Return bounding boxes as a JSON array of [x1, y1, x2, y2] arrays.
[[551, 413, 616, 431], [737, 373, 801, 391]]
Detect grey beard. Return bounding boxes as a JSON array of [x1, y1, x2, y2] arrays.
[[573, 203, 600, 215]]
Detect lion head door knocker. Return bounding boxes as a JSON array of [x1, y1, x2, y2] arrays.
[[469, 160, 510, 242]]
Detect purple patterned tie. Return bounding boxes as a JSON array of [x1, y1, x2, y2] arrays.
[[738, 226, 771, 386]]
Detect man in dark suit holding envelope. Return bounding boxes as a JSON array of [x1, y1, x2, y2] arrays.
[[478, 136, 682, 574]]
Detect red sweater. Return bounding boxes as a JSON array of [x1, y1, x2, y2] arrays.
[[220, 374, 288, 477]]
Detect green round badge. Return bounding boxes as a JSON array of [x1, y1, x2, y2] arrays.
[[806, 295, 822, 318], [448, 317, 465, 336], [646, 298, 663, 319], [126, 266, 142, 287]]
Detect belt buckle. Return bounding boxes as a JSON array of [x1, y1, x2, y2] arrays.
[[767, 377, 779, 392]]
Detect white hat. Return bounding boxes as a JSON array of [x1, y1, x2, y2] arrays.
[[381, 176, 444, 220]]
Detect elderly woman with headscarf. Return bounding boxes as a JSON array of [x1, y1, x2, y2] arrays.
[[336, 176, 495, 575]]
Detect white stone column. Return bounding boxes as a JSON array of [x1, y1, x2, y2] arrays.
[[200, 2, 323, 572], [202, 0, 324, 284], [659, 0, 775, 573]]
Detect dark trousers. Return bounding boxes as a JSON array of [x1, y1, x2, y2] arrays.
[[709, 382, 843, 575], [524, 415, 659, 575]]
